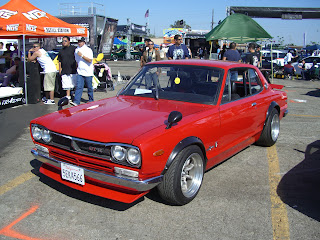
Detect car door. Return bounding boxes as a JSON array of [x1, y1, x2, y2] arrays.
[[218, 67, 265, 153]]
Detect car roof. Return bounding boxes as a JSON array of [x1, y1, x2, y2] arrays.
[[147, 59, 254, 70]]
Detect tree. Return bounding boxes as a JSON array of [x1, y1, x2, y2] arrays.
[[170, 20, 191, 30]]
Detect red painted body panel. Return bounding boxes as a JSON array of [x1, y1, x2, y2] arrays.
[[30, 60, 288, 203], [40, 163, 148, 203]]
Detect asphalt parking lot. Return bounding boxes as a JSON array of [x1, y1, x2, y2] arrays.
[[0, 60, 319, 240]]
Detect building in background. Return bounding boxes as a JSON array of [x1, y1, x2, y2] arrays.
[[42, 2, 118, 59]]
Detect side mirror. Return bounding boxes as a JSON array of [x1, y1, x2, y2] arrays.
[[58, 97, 69, 111], [166, 111, 182, 129]]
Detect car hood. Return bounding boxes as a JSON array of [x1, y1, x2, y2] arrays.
[[34, 96, 211, 144]]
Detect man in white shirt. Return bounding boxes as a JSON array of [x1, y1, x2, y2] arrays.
[[27, 43, 57, 104], [73, 37, 94, 106]]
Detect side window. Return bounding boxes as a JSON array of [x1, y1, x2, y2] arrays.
[[248, 69, 262, 95], [221, 72, 231, 104], [221, 68, 263, 104]]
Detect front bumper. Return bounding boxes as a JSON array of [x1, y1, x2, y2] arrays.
[[31, 148, 163, 192]]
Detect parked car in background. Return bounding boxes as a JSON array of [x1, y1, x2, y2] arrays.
[[111, 49, 142, 60], [292, 56, 320, 76], [30, 60, 288, 205], [261, 50, 287, 67]]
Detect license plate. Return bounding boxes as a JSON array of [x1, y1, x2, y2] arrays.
[[61, 162, 85, 185]]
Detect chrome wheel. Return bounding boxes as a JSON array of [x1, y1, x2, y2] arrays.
[[271, 113, 280, 141], [180, 153, 204, 198]]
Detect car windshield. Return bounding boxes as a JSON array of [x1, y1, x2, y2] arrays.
[[120, 64, 224, 105]]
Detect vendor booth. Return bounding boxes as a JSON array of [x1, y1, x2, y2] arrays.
[[0, 0, 87, 105]]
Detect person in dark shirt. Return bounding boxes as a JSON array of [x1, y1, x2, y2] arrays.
[[283, 61, 296, 79], [166, 35, 189, 60], [57, 36, 77, 101], [245, 43, 259, 67], [222, 42, 241, 62], [255, 45, 262, 68]]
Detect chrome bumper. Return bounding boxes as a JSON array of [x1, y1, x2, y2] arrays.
[[31, 149, 163, 192]]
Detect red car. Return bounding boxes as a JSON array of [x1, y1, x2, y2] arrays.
[[30, 60, 288, 205]]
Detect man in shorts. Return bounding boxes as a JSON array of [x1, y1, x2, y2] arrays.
[[27, 43, 57, 104], [58, 36, 77, 101]]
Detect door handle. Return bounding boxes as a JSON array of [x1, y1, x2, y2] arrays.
[[252, 102, 257, 107]]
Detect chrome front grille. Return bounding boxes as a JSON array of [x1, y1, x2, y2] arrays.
[[50, 132, 112, 160]]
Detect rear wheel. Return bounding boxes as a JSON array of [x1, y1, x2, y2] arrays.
[[112, 55, 118, 61], [157, 145, 204, 205], [134, 55, 141, 60], [256, 108, 280, 147]]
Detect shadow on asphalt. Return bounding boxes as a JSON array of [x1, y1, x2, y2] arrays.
[[305, 88, 320, 98], [30, 159, 143, 211], [277, 140, 320, 222]]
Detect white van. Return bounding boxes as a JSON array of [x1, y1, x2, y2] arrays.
[[261, 50, 287, 67]]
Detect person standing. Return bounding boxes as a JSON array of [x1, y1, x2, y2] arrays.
[[245, 43, 259, 67], [141, 40, 161, 89], [166, 35, 189, 60], [140, 38, 151, 67], [284, 51, 293, 65], [141, 40, 160, 67], [73, 37, 94, 106], [58, 36, 77, 101], [27, 43, 57, 104], [255, 45, 262, 68], [222, 42, 241, 62], [4, 43, 12, 70]]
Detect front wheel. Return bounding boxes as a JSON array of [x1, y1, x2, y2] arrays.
[[256, 108, 280, 147], [157, 145, 205, 205]]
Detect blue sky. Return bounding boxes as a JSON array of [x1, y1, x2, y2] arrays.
[[3, 0, 320, 46]]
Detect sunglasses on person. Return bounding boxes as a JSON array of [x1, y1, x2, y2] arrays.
[[33, 45, 39, 48]]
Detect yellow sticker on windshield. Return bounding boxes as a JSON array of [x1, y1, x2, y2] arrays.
[[174, 77, 181, 84]]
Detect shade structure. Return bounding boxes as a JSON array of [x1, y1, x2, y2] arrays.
[[0, 0, 88, 104], [205, 13, 272, 43], [304, 44, 320, 51], [0, 0, 87, 38]]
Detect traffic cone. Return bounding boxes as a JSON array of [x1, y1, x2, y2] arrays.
[[117, 71, 122, 82]]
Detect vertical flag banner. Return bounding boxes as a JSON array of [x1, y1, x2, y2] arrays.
[[145, 9, 149, 18]]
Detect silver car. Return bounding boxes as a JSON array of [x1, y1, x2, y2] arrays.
[[292, 56, 320, 75]]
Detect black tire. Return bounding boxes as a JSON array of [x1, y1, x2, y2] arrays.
[[157, 145, 205, 205], [134, 55, 140, 60], [256, 108, 280, 147], [112, 55, 118, 61]]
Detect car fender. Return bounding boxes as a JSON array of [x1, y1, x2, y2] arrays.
[[161, 136, 207, 175], [265, 101, 280, 126]]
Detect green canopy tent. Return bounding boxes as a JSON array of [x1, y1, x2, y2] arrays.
[[205, 13, 272, 43], [205, 13, 274, 81]]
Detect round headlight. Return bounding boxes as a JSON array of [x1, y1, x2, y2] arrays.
[[32, 126, 42, 141], [42, 129, 52, 143], [111, 146, 127, 161], [127, 148, 141, 165]]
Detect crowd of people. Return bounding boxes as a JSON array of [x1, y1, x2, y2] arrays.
[[25, 36, 94, 105], [0, 42, 21, 87], [1, 35, 318, 106]]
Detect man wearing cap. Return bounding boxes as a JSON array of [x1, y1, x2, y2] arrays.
[[73, 37, 94, 106], [58, 36, 77, 102]]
